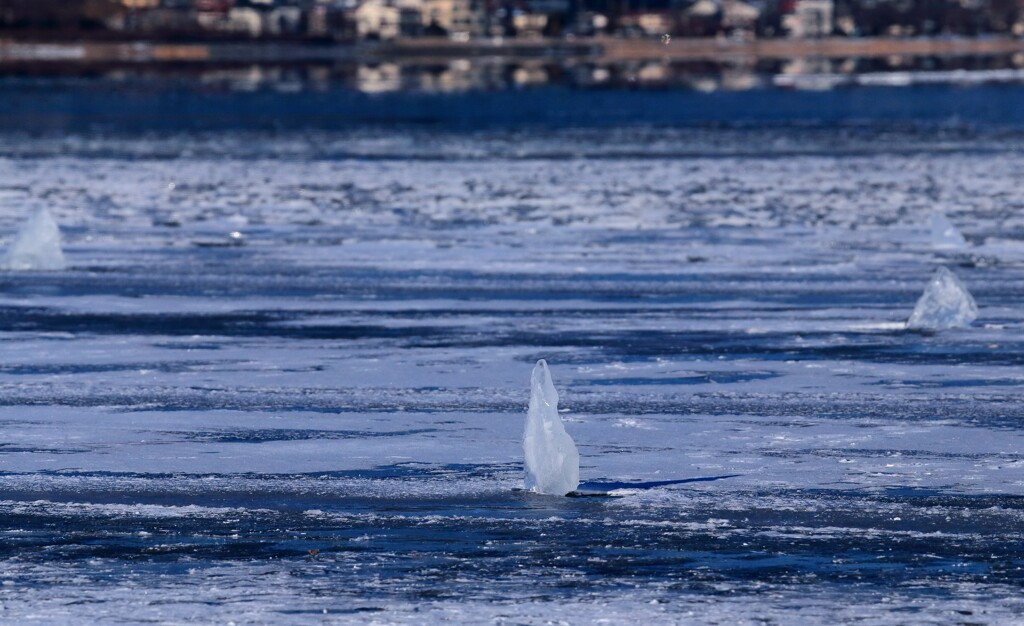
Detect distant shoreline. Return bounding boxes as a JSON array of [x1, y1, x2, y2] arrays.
[[3, 35, 1024, 65]]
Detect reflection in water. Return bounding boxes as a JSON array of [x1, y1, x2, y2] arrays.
[[5, 51, 1024, 94]]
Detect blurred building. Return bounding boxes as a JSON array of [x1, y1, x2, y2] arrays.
[[422, 0, 486, 38], [783, 0, 833, 36], [1, 0, 1023, 40], [722, 0, 761, 35], [355, 0, 425, 38]]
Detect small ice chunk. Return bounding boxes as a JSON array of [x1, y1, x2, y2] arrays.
[[523, 359, 580, 496], [930, 212, 966, 249], [906, 267, 977, 331], [2, 208, 66, 271]]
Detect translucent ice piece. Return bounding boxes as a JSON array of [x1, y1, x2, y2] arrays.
[[906, 267, 977, 331], [523, 359, 580, 496], [930, 212, 966, 249], [2, 208, 66, 271]]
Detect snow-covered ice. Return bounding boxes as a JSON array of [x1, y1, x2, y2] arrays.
[[523, 359, 580, 496], [906, 266, 979, 331], [1, 207, 66, 271]]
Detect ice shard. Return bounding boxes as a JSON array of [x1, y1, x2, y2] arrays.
[[906, 266, 977, 331], [930, 212, 967, 249], [523, 359, 580, 496], [2, 208, 66, 271]]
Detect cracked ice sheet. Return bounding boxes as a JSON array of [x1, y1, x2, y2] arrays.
[[2, 127, 1024, 623]]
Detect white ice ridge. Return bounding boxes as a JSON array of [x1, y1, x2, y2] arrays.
[[906, 266, 977, 331], [523, 359, 580, 496], [2, 208, 66, 271], [930, 212, 967, 249]]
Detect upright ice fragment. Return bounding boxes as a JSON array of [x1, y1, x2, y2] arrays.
[[523, 359, 580, 496], [906, 267, 977, 331], [2, 208, 66, 271], [930, 212, 966, 249]]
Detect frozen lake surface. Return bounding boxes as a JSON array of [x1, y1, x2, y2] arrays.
[[1, 83, 1024, 623]]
